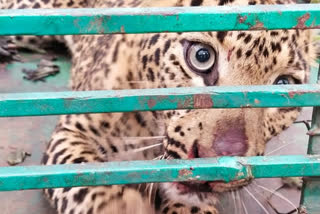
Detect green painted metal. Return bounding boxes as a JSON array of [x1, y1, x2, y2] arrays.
[[1, 84, 320, 117], [0, 5, 320, 213], [0, 155, 320, 191], [300, 64, 320, 213], [0, 4, 319, 36]]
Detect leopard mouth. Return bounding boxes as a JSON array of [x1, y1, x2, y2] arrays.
[[173, 179, 251, 194]]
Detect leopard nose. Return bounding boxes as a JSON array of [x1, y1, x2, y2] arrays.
[[212, 126, 248, 156], [189, 126, 248, 158]]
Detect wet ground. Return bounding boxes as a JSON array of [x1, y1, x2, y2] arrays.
[[0, 53, 314, 214]]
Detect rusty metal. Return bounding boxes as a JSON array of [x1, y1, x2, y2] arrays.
[[0, 5, 319, 36], [1, 155, 320, 191], [1, 85, 320, 117]]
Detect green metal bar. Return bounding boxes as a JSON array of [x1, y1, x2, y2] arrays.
[[300, 64, 320, 213], [1, 84, 320, 117], [0, 4, 319, 36], [0, 155, 320, 191]]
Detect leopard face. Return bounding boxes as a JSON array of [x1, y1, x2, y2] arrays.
[[122, 0, 316, 207]]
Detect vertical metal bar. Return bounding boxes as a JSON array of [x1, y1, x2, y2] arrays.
[[300, 63, 320, 213]]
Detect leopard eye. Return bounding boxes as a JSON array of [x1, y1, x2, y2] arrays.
[[273, 76, 297, 85], [186, 43, 216, 73]]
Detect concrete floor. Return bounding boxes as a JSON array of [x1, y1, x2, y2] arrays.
[[0, 53, 313, 214], [0, 53, 69, 214]]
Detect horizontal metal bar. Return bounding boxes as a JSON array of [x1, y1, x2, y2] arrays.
[[0, 4, 319, 35], [1, 155, 320, 191], [1, 84, 320, 117]]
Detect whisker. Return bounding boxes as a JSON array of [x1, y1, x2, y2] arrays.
[[153, 155, 164, 160], [240, 191, 249, 214], [122, 136, 165, 140], [248, 184, 278, 212], [235, 191, 243, 214], [244, 187, 270, 214], [165, 154, 173, 160], [145, 182, 158, 206], [137, 184, 142, 192], [131, 143, 162, 153], [231, 191, 237, 213], [148, 182, 154, 204], [253, 181, 298, 212], [125, 81, 151, 84], [248, 185, 269, 201], [122, 136, 165, 144], [298, 39, 320, 49], [296, 39, 320, 61], [109, 143, 163, 161], [249, 183, 288, 214], [265, 141, 295, 156]]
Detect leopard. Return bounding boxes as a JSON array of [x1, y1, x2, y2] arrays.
[[0, 0, 317, 213]]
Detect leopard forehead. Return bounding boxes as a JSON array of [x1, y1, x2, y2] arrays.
[[131, 0, 313, 89], [135, 29, 312, 89]]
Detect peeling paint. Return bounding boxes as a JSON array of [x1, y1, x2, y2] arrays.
[[193, 94, 213, 109], [295, 13, 311, 29], [147, 99, 156, 108], [236, 171, 245, 178], [177, 97, 192, 109], [237, 15, 247, 24], [2, 155, 320, 191], [0, 5, 320, 36], [241, 104, 252, 108], [179, 169, 193, 177], [87, 16, 110, 34], [288, 90, 308, 98], [288, 91, 296, 98], [2, 85, 320, 117], [249, 20, 266, 30], [120, 25, 125, 33]]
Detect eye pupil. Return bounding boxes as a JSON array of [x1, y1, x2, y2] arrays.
[[186, 43, 216, 73], [196, 48, 211, 63], [276, 78, 290, 85]]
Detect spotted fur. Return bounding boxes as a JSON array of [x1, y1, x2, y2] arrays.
[[0, 0, 316, 213]]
